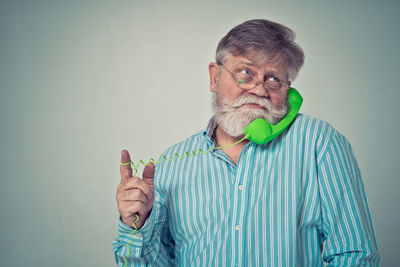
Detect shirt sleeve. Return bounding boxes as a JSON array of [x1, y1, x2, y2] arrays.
[[112, 192, 175, 266], [317, 130, 380, 266]]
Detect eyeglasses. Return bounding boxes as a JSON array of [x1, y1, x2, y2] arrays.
[[220, 64, 290, 91]]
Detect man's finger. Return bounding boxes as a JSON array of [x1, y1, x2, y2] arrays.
[[121, 177, 153, 197], [120, 149, 133, 179], [142, 162, 155, 186]]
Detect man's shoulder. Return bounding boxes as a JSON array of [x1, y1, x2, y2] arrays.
[[291, 113, 338, 138], [289, 113, 354, 158], [284, 113, 341, 154], [160, 130, 206, 158]]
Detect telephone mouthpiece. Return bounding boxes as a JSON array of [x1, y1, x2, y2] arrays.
[[244, 118, 273, 145]]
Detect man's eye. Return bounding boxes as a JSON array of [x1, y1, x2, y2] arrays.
[[266, 76, 280, 82], [239, 69, 252, 76]]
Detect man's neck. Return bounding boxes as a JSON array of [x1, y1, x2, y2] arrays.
[[214, 126, 250, 165]]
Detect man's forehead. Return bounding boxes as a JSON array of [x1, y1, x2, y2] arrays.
[[226, 54, 287, 71]]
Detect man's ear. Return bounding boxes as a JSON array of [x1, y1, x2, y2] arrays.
[[208, 62, 220, 92]]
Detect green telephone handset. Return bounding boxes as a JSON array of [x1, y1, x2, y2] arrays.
[[244, 87, 303, 145]]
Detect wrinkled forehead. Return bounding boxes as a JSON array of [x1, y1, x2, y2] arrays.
[[227, 49, 289, 73], [227, 46, 287, 67]]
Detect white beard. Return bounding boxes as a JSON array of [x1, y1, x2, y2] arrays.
[[211, 90, 288, 137]]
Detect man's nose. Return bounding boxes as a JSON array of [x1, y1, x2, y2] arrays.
[[246, 82, 268, 97]]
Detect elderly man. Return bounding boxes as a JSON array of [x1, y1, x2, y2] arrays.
[[113, 19, 380, 266]]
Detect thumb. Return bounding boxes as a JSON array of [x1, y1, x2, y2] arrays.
[[142, 162, 155, 185]]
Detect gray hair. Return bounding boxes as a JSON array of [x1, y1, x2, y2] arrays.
[[216, 19, 305, 82]]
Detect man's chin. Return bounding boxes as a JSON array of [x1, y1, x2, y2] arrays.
[[215, 111, 261, 137], [237, 109, 269, 124]]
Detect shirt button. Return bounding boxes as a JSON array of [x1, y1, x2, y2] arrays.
[[235, 224, 240, 230], [238, 185, 244, 190]]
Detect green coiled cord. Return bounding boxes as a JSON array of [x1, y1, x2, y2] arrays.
[[119, 134, 249, 266]]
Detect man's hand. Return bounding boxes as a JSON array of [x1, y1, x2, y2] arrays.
[[117, 150, 155, 229]]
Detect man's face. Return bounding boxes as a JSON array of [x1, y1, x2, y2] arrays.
[[209, 54, 290, 137]]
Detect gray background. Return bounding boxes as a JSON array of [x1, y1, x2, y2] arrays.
[[1, 1, 399, 266]]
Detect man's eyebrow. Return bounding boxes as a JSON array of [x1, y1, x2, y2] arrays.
[[265, 70, 280, 76], [237, 61, 256, 67]]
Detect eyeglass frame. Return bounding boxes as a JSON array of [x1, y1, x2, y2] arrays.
[[218, 63, 290, 91]]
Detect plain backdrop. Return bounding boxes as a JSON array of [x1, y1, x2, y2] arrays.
[[1, 1, 399, 266]]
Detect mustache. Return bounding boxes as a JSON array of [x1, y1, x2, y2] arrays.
[[220, 94, 275, 111]]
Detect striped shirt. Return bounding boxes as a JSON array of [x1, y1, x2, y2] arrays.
[[113, 114, 380, 266]]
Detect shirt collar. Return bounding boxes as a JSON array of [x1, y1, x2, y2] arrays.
[[202, 116, 218, 143]]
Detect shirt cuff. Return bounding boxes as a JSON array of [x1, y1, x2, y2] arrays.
[[117, 217, 145, 257], [118, 209, 156, 244]]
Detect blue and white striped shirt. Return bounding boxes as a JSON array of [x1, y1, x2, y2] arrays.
[[113, 114, 379, 266]]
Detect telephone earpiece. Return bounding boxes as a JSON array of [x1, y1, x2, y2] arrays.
[[244, 87, 303, 144]]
